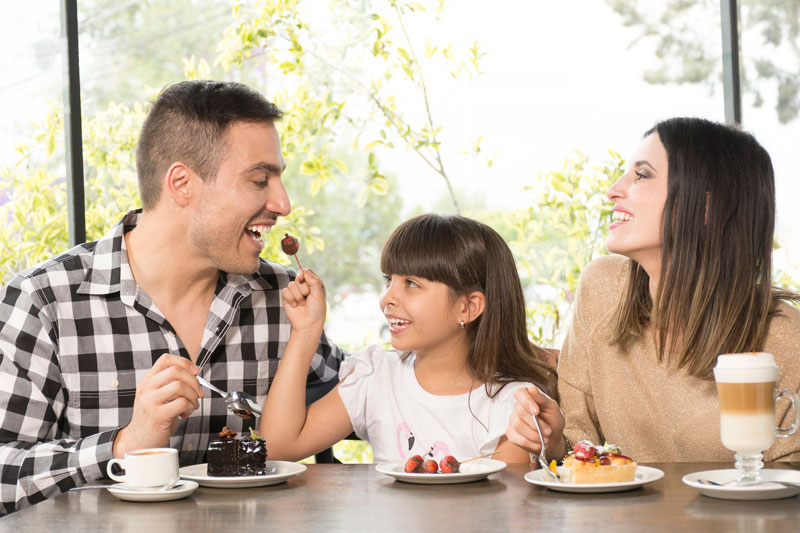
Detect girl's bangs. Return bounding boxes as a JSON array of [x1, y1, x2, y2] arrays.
[[380, 215, 464, 286]]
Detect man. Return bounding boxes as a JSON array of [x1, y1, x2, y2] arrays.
[[0, 80, 343, 514]]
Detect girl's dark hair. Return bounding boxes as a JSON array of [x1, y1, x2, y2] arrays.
[[381, 214, 557, 400], [612, 117, 798, 378]]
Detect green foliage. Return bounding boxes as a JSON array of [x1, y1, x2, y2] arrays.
[[509, 151, 625, 346], [215, 0, 490, 213], [607, 0, 800, 123]]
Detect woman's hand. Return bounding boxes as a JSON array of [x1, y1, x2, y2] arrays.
[[281, 269, 327, 337], [505, 385, 566, 460]]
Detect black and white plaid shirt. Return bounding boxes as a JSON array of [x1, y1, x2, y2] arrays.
[[0, 209, 343, 514]]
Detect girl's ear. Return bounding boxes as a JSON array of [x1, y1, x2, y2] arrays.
[[462, 291, 486, 325]]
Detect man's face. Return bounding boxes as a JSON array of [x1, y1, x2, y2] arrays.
[[189, 121, 289, 274]]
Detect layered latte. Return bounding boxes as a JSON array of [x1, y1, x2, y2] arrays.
[[713, 353, 777, 454]]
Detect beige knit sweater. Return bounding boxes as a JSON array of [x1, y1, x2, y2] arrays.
[[558, 255, 800, 462]]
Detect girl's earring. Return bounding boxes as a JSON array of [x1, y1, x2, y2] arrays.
[[459, 320, 465, 329]]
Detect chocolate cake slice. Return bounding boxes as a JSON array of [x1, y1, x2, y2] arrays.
[[207, 427, 268, 476]]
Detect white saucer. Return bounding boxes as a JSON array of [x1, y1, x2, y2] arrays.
[[180, 461, 306, 488], [682, 469, 800, 500], [375, 459, 506, 485], [107, 480, 199, 502], [524, 465, 664, 493]]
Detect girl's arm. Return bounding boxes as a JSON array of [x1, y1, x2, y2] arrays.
[[494, 435, 535, 463], [259, 270, 354, 461]]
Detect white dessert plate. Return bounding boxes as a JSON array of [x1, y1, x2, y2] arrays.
[[375, 458, 506, 484], [180, 461, 306, 488], [524, 465, 664, 493], [682, 469, 800, 500], [107, 480, 199, 502]]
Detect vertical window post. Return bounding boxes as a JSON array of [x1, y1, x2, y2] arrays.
[[720, 0, 742, 125], [60, 0, 86, 245]]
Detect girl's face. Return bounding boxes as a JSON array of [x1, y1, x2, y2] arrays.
[[605, 132, 669, 274], [379, 274, 466, 357]]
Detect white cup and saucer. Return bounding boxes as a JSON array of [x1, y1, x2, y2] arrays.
[[106, 447, 198, 502]]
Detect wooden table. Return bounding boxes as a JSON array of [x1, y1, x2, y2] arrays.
[[3, 463, 799, 531]]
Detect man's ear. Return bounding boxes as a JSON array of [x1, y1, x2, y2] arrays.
[[164, 162, 195, 207], [462, 291, 486, 325]]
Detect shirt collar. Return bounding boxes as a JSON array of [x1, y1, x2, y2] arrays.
[[77, 209, 274, 296]]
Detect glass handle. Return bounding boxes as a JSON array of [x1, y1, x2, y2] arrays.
[[776, 389, 800, 438]]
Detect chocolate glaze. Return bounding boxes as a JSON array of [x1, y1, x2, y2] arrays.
[[207, 428, 268, 476]]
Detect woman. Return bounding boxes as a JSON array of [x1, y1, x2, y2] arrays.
[[508, 117, 800, 462]]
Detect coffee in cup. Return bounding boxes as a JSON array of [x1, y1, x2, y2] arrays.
[[107, 447, 179, 490], [713, 353, 799, 482]]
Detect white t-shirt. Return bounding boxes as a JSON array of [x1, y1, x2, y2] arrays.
[[337, 344, 534, 463]]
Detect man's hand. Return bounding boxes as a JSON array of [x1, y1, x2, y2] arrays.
[[281, 269, 327, 338], [113, 354, 203, 457], [505, 385, 566, 460]]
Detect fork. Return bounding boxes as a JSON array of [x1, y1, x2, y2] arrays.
[[697, 478, 800, 489], [530, 414, 560, 482]]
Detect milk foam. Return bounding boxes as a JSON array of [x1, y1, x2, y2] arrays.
[[720, 413, 775, 453], [713, 353, 778, 383]]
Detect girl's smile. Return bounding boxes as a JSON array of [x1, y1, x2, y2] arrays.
[[379, 274, 467, 357]]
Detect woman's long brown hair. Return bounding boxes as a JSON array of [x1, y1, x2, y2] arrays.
[[611, 117, 799, 378], [381, 214, 558, 400]]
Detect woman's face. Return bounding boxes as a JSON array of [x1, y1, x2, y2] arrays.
[[605, 132, 669, 274]]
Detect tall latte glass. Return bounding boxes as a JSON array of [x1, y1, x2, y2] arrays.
[[713, 353, 799, 483]]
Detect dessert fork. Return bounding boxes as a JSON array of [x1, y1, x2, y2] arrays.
[[196, 375, 262, 418], [531, 414, 560, 482]]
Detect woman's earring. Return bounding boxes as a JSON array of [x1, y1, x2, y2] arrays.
[[459, 320, 465, 329]]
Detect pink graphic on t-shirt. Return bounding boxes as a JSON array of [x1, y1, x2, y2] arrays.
[[428, 440, 451, 458], [396, 422, 415, 458]]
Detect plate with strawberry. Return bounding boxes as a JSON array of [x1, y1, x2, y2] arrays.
[[376, 454, 506, 485]]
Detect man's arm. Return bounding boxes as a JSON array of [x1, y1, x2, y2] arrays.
[[0, 278, 116, 515]]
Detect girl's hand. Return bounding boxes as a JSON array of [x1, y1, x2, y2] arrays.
[[281, 269, 327, 336], [505, 385, 566, 460]]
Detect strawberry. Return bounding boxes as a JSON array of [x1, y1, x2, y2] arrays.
[[404, 455, 424, 473], [281, 233, 300, 255], [573, 440, 597, 461], [424, 459, 438, 473], [439, 455, 460, 474]]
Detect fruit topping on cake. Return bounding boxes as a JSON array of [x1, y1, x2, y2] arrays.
[[561, 440, 637, 484]]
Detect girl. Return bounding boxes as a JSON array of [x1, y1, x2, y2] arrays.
[[507, 117, 800, 462], [261, 214, 557, 463]]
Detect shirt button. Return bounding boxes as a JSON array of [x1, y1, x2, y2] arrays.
[[187, 443, 193, 451], [110, 379, 119, 388]]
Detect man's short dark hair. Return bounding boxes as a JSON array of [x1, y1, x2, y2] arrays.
[[135, 80, 283, 209]]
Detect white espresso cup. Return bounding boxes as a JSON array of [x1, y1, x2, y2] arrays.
[[713, 352, 799, 482], [107, 448, 179, 489]]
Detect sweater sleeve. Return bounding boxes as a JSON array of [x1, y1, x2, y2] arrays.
[[557, 258, 613, 448]]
